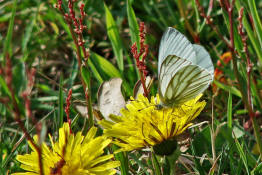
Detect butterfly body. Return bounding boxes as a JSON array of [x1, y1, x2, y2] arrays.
[[158, 28, 214, 107]]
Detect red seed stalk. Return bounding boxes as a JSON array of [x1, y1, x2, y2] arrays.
[[65, 89, 73, 133], [21, 68, 43, 141], [55, 0, 93, 127], [131, 22, 149, 97], [57, 0, 89, 60], [22, 68, 36, 122], [237, 7, 254, 117]]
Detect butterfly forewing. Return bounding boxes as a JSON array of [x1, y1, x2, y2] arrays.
[[158, 28, 196, 74], [159, 55, 192, 98]]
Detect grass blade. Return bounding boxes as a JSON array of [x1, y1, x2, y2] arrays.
[[151, 153, 162, 175], [214, 80, 242, 97], [3, 0, 17, 57], [127, 0, 139, 49], [58, 75, 64, 128], [90, 52, 121, 79], [0, 76, 11, 98], [104, 3, 124, 72], [251, 162, 262, 175], [22, 2, 39, 54], [227, 91, 232, 129], [68, 57, 78, 88], [233, 136, 250, 175], [248, 0, 262, 52], [87, 58, 104, 84], [235, 1, 262, 65], [129, 153, 150, 175], [112, 145, 129, 175], [81, 65, 94, 127]]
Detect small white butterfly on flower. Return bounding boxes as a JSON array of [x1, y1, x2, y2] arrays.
[[158, 27, 214, 107]]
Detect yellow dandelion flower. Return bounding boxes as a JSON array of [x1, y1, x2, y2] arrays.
[[13, 123, 120, 175], [99, 94, 206, 156]]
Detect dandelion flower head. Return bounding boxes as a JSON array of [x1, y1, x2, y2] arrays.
[[13, 123, 120, 175], [99, 94, 206, 155]]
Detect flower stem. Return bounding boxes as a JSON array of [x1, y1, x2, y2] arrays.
[[151, 152, 162, 175]]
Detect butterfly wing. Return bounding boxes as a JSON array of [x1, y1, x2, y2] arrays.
[[158, 46, 214, 106], [158, 27, 196, 74], [193, 44, 214, 76], [158, 55, 192, 100], [158, 28, 214, 106], [160, 63, 213, 106]]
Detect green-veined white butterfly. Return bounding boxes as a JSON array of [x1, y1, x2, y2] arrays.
[[158, 27, 214, 107]]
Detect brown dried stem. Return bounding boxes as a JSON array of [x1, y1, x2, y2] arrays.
[[237, 6, 262, 159], [177, 0, 199, 43], [5, 54, 44, 175], [195, 0, 231, 47]]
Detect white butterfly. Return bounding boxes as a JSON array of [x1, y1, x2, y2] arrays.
[[158, 27, 214, 107]]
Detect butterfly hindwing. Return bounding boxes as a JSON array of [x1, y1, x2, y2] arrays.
[[162, 64, 213, 106], [193, 44, 214, 76]]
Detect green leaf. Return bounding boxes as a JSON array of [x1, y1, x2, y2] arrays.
[[13, 60, 26, 94], [104, 3, 124, 71], [0, 76, 11, 98], [58, 75, 64, 128], [214, 80, 242, 97], [80, 65, 94, 127], [127, 0, 140, 49], [235, 1, 262, 65], [234, 137, 250, 175], [129, 153, 151, 175], [227, 91, 232, 129], [22, 3, 39, 54], [221, 8, 244, 59], [68, 57, 78, 88], [33, 96, 59, 102], [151, 153, 161, 175], [39, 121, 47, 145], [90, 52, 121, 79], [88, 52, 131, 95], [87, 58, 103, 84], [190, 142, 206, 174], [248, 0, 262, 53], [3, 0, 17, 57], [251, 162, 262, 175], [81, 65, 91, 90], [112, 145, 129, 175], [56, 11, 71, 39]]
